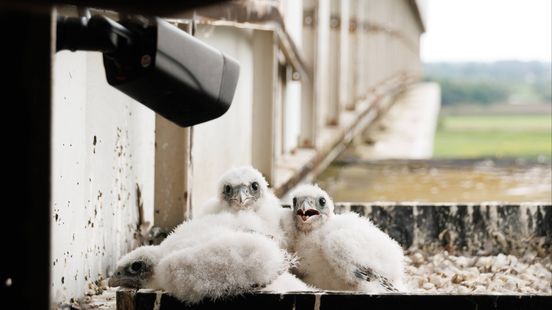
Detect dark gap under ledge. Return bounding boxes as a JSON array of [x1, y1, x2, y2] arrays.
[[117, 289, 551, 310]]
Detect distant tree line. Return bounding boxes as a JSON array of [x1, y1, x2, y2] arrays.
[[424, 61, 551, 105]]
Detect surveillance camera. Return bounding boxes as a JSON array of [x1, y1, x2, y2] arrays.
[[57, 15, 240, 127]]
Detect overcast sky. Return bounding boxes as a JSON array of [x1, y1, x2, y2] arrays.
[[421, 0, 552, 63]]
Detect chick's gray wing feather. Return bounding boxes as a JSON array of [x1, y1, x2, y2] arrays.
[[354, 266, 399, 292]]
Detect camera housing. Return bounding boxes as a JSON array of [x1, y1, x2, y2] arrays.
[[57, 15, 240, 127]]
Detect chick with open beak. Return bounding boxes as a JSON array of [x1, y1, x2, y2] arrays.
[[291, 184, 334, 232], [287, 184, 407, 293]]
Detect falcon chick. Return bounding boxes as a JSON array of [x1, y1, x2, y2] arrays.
[[109, 229, 299, 303], [289, 184, 407, 293], [108, 245, 162, 289], [197, 166, 293, 249], [198, 166, 279, 215]]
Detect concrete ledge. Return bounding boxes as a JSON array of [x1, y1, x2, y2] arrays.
[[117, 289, 551, 310], [335, 203, 551, 255], [115, 204, 552, 309]]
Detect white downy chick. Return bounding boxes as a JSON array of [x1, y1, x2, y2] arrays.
[[198, 166, 278, 216], [289, 184, 407, 293], [157, 230, 298, 303], [108, 245, 163, 289], [197, 166, 293, 250], [110, 229, 297, 303]]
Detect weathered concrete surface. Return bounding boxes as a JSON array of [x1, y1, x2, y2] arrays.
[[117, 289, 552, 310], [51, 51, 156, 305], [335, 203, 552, 256]]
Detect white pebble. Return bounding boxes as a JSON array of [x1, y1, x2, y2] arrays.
[[429, 274, 446, 288], [412, 252, 425, 265]]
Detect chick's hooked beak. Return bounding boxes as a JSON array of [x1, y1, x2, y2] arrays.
[[230, 185, 254, 209], [238, 186, 248, 204], [296, 198, 320, 222], [108, 271, 140, 288]]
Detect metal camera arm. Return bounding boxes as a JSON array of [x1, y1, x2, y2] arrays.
[[56, 14, 133, 53]]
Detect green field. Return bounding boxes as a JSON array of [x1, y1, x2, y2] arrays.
[[434, 114, 552, 158]]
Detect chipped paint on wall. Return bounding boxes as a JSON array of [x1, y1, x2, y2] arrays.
[[50, 51, 155, 305]]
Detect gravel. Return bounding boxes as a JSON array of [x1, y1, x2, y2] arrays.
[[81, 248, 551, 309], [60, 277, 116, 310], [405, 249, 552, 294]]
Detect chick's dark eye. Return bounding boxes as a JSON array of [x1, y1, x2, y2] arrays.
[[224, 185, 232, 195], [251, 182, 259, 192], [130, 261, 143, 273], [293, 197, 297, 206], [319, 197, 326, 207]]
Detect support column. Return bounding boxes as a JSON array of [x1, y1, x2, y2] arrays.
[[252, 29, 277, 183], [347, 0, 359, 110], [328, 0, 342, 126], [300, 0, 318, 147], [154, 117, 191, 229]]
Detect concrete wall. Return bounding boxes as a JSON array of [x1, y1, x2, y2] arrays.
[[51, 51, 155, 302]]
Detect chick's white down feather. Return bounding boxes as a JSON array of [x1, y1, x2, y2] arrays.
[[263, 271, 317, 292], [196, 166, 294, 251], [290, 184, 407, 293], [157, 231, 294, 303], [162, 211, 280, 253], [111, 225, 297, 302]]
